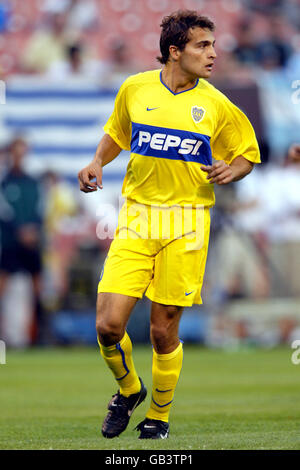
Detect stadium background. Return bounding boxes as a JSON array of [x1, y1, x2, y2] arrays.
[[1, 0, 300, 348]]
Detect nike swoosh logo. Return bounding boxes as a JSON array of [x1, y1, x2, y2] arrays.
[[146, 107, 160, 111], [185, 291, 194, 296], [144, 425, 156, 429], [156, 388, 172, 393]]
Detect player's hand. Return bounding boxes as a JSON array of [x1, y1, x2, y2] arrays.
[[288, 144, 300, 163], [78, 160, 103, 193], [201, 161, 234, 185]]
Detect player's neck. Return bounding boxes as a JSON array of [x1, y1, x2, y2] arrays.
[[161, 65, 198, 94]]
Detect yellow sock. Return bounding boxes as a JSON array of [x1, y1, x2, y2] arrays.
[[98, 331, 141, 397], [146, 342, 183, 423]]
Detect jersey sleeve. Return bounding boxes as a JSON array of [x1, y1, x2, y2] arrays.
[[211, 97, 261, 165], [103, 79, 131, 151]]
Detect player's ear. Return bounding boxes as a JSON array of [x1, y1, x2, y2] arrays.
[[169, 45, 180, 61]]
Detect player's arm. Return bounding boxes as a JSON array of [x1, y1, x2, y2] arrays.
[[200, 155, 254, 185], [78, 134, 122, 193]]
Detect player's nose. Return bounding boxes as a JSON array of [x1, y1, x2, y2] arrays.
[[209, 47, 217, 59]]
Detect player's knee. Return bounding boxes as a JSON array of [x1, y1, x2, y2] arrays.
[[151, 323, 179, 353], [150, 323, 170, 346], [96, 318, 123, 346], [150, 305, 182, 352]]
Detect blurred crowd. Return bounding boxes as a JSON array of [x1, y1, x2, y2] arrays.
[[0, 136, 109, 345], [1, 0, 300, 347], [0, 0, 299, 80]]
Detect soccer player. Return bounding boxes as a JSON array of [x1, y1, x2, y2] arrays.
[[78, 10, 260, 439]]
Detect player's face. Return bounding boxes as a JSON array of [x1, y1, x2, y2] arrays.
[[177, 27, 217, 79]]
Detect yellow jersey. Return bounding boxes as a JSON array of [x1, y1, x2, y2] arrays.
[[103, 69, 260, 207]]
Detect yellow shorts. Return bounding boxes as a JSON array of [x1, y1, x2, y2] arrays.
[[98, 200, 210, 307]]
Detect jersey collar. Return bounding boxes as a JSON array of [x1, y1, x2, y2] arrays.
[[159, 71, 199, 96]]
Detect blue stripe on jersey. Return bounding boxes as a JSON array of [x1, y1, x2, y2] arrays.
[[131, 122, 212, 165]]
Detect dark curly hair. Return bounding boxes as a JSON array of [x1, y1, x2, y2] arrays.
[[157, 10, 215, 64]]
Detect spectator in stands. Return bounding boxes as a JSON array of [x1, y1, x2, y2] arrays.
[[65, 0, 98, 32], [232, 19, 260, 66], [42, 0, 98, 31], [256, 14, 294, 70], [40, 170, 78, 303], [210, 183, 270, 301], [233, 13, 293, 71], [42, 0, 70, 14], [21, 12, 75, 73], [234, 151, 300, 298], [245, 0, 284, 14], [48, 43, 109, 82], [0, 137, 44, 343], [105, 37, 139, 87]]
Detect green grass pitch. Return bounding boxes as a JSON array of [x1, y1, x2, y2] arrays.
[[0, 345, 299, 450]]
